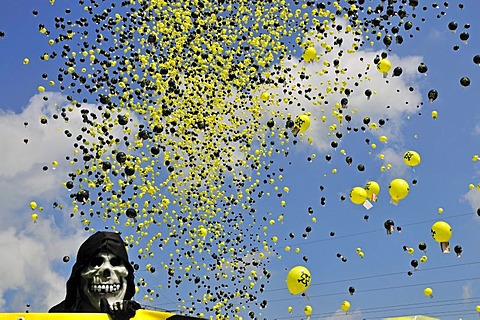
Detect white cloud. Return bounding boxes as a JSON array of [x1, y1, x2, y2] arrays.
[[262, 21, 424, 153], [0, 92, 90, 312], [462, 189, 480, 213], [376, 147, 413, 179], [0, 220, 86, 312]]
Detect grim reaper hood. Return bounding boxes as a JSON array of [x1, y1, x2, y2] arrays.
[[49, 232, 135, 312]]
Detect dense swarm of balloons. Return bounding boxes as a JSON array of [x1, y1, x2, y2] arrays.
[[21, 0, 480, 318]]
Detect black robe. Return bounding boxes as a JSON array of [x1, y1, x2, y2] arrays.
[[49, 231, 135, 312]]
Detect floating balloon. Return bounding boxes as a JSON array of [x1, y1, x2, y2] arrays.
[[364, 89, 372, 100], [291, 114, 311, 137], [384, 219, 395, 235], [377, 58, 392, 77], [418, 62, 428, 74], [459, 31, 469, 43], [29, 201, 37, 210], [388, 179, 410, 204], [340, 301, 351, 312], [460, 76, 471, 88], [348, 286, 355, 295], [304, 305, 312, 320], [474, 54, 480, 65], [427, 89, 438, 102], [303, 47, 316, 62], [403, 151, 421, 167], [431, 110, 438, 119], [424, 287, 433, 298], [364, 181, 380, 202], [448, 21, 458, 32], [454, 245, 463, 257], [350, 187, 370, 209], [431, 221, 452, 253], [418, 242, 427, 253], [286, 266, 311, 295], [260, 92, 270, 102], [392, 66, 403, 77], [31, 213, 38, 223], [410, 259, 418, 269]]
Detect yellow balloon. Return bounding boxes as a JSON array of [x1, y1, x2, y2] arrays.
[[303, 47, 316, 62], [30, 201, 37, 210], [287, 306, 292, 313], [198, 227, 207, 237], [350, 187, 367, 205], [286, 266, 311, 295], [424, 287, 433, 297], [403, 150, 421, 166], [260, 92, 270, 102], [31, 213, 38, 222], [340, 300, 351, 312], [294, 114, 311, 132], [389, 178, 409, 201], [377, 58, 392, 74], [364, 181, 380, 201], [431, 221, 452, 243], [304, 305, 312, 316], [379, 135, 388, 143], [431, 110, 438, 119], [476, 305, 480, 313]]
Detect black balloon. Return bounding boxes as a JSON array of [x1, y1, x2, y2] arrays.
[[448, 21, 458, 31], [473, 55, 480, 65], [393, 66, 403, 77], [410, 259, 418, 268], [418, 63, 428, 74], [460, 77, 471, 87], [428, 89, 438, 102]]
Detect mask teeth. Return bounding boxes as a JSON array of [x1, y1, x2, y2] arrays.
[[90, 283, 120, 293]]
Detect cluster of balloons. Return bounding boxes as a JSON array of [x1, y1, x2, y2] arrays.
[[21, 0, 477, 318]]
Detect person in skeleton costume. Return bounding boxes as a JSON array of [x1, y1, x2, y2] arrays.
[[49, 232, 141, 319]]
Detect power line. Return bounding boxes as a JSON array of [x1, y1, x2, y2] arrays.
[[277, 210, 475, 248], [266, 276, 480, 302], [267, 261, 480, 292]]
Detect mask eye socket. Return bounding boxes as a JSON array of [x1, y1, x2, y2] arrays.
[[110, 257, 121, 266], [90, 256, 104, 267]]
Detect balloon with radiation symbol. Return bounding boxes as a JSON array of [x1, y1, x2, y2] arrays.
[[431, 221, 452, 253], [364, 181, 380, 202], [341, 300, 351, 312], [286, 266, 311, 295], [403, 150, 421, 167], [350, 187, 367, 205]]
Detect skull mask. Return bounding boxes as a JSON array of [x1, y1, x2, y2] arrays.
[[80, 251, 129, 311]]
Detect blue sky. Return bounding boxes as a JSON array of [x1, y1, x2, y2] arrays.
[[0, 1, 480, 319]]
